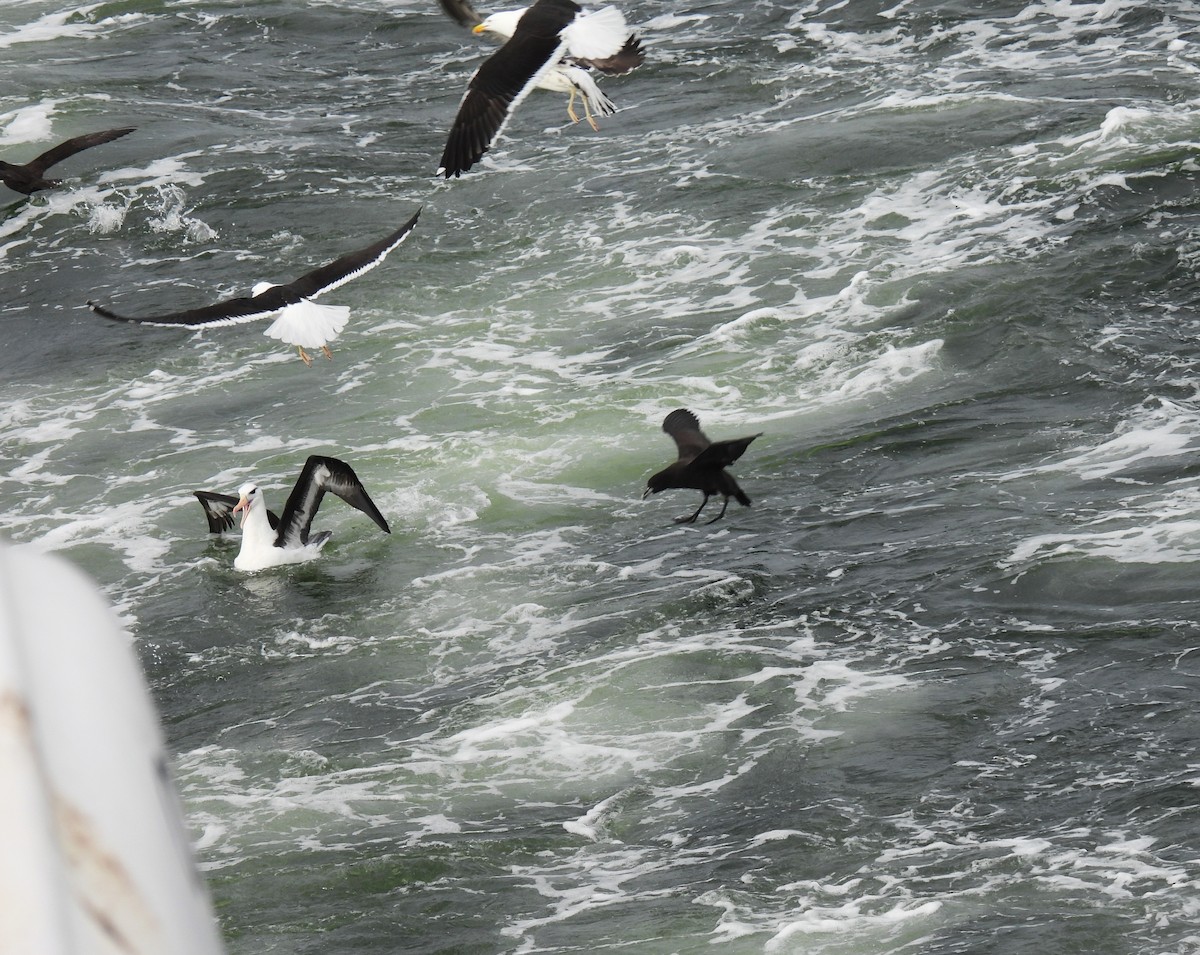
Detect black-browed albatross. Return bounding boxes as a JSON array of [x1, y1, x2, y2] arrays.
[[88, 208, 421, 365], [194, 455, 391, 571], [643, 409, 763, 525], [1, 126, 135, 195], [437, 0, 644, 178]]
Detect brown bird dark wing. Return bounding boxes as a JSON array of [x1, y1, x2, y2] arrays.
[[438, 0, 484, 29], [25, 127, 135, 176], [692, 433, 762, 469], [662, 408, 711, 461]]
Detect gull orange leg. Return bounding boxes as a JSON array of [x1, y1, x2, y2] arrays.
[[297, 346, 314, 366], [321, 345, 334, 361], [566, 87, 581, 125]]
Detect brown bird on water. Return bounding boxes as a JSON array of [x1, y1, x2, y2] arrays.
[[1, 126, 135, 195], [643, 409, 762, 524]]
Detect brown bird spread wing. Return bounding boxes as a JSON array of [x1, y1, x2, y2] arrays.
[[438, 0, 484, 29], [26, 127, 135, 176], [662, 408, 711, 461]]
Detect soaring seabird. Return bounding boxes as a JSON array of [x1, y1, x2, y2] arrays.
[[89, 209, 421, 365], [193, 455, 391, 572], [437, 0, 644, 178], [0, 126, 135, 195], [643, 409, 763, 525]]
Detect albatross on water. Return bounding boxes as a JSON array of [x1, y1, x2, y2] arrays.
[[437, 0, 644, 178], [194, 455, 391, 571], [0, 126, 135, 195], [643, 409, 763, 525], [89, 208, 420, 365]]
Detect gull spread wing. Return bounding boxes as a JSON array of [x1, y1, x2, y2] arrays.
[[578, 33, 644, 74], [88, 209, 421, 328], [274, 456, 391, 549], [287, 208, 421, 299], [560, 5, 629, 61], [90, 289, 293, 329], [438, 0, 579, 177]]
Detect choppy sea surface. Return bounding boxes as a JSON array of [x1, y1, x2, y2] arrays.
[[6, 0, 1200, 952]]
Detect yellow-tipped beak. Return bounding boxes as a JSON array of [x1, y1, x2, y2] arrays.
[[472, 22, 486, 34]]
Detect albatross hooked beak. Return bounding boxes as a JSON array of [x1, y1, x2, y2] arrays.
[[232, 496, 251, 527]]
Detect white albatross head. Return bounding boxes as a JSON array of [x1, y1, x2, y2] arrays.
[[231, 482, 261, 527]]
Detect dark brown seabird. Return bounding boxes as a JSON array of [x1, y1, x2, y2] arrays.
[[643, 409, 762, 525], [0, 127, 135, 195]]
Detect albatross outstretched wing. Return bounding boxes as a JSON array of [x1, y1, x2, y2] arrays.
[[274, 456, 391, 549]]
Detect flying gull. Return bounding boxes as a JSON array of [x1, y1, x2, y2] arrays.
[[437, 0, 644, 178], [643, 409, 762, 524], [1, 126, 135, 195], [193, 455, 391, 571], [89, 208, 421, 365]]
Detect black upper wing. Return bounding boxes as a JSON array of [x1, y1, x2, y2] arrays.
[[194, 491, 280, 534], [27, 127, 136, 175], [88, 209, 420, 328], [287, 209, 421, 299], [90, 288, 293, 328], [274, 455, 391, 549]]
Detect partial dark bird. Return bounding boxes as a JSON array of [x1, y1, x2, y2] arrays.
[[0, 126, 135, 195], [437, 0, 644, 178], [193, 455, 391, 571], [89, 209, 420, 365], [643, 409, 762, 525]]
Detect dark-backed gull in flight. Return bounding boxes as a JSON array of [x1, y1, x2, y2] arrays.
[[643, 409, 763, 525], [1, 126, 135, 195], [437, 0, 644, 178], [194, 455, 391, 571], [89, 209, 420, 365]]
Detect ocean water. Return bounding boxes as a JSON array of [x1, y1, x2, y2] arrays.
[[5, 0, 1200, 952]]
